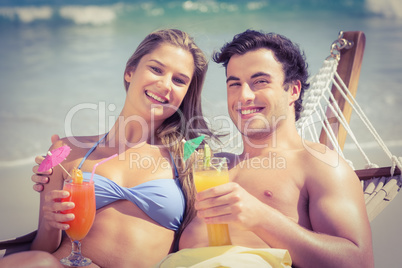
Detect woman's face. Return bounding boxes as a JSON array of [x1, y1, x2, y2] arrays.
[[124, 43, 194, 124]]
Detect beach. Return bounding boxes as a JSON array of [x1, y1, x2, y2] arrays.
[[1, 0, 401, 266]]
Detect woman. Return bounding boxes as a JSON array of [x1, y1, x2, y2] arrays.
[[2, 29, 213, 268]]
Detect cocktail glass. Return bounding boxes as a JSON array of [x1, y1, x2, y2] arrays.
[[60, 177, 96, 267], [193, 156, 232, 247]]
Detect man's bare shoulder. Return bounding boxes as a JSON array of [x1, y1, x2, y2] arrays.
[[301, 140, 344, 170], [215, 151, 239, 169], [300, 140, 360, 192]]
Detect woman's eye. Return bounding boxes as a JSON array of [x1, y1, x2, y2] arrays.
[[150, 66, 162, 73], [173, 78, 186, 85]]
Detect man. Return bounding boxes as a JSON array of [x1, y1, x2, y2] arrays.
[[30, 30, 374, 267], [175, 30, 374, 267]]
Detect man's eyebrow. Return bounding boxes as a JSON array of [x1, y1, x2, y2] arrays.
[[251, 72, 271, 79], [226, 72, 272, 83], [226, 76, 240, 83], [149, 59, 191, 81]]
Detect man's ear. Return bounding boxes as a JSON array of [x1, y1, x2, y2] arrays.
[[289, 80, 301, 105]]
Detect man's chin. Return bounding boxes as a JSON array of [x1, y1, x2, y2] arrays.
[[238, 128, 272, 140]]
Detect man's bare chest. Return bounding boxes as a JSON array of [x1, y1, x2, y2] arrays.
[[231, 166, 311, 227]]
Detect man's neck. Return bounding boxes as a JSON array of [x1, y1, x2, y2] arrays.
[[240, 122, 302, 158]]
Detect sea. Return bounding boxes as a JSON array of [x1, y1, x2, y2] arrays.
[[0, 0, 401, 266]]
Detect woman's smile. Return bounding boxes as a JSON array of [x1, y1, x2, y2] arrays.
[[145, 90, 168, 104]]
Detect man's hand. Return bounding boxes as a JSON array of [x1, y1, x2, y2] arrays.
[[194, 182, 268, 231], [31, 134, 61, 192]]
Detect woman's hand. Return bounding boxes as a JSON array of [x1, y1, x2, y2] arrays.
[[32, 156, 51, 192], [31, 134, 60, 192], [42, 190, 75, 231]]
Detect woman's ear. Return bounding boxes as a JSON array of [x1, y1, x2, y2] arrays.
[[124, 70, 133, 83], [124, 65, 137, 83], [289, 80, 301, 105]]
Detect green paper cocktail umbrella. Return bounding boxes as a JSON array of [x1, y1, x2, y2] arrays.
[[183, 135, 205, 161]]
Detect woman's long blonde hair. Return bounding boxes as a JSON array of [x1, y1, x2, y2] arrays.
[[124, 29, 216, 250]]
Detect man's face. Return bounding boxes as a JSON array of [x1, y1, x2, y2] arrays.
[[226, 48, 291, 139]]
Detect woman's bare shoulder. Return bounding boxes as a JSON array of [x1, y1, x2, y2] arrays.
[[48, 135, 103, 150], [46, 135, 105, 167]]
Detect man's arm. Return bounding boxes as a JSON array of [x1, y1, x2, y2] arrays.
[[195, 152, 374, 268], [253, 159, 373, 268]]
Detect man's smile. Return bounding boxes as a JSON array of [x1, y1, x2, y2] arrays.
[[239, 107, 264, 115]]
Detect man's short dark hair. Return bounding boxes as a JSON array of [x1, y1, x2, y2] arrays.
[[213, 29, 310, 121]]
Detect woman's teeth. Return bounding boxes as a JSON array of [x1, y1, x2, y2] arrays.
[[146, 91, 167, 103]]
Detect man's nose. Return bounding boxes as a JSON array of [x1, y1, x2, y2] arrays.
[[239, 83, 255, 104]]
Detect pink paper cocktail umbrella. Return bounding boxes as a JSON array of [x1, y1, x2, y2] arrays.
[[38, 145, 71, 177]]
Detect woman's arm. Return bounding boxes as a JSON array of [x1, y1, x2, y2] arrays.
[[30, 139, 74, 253], [31, 135, 60, 192]]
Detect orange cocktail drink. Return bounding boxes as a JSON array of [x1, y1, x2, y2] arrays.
[[62, 181, 96, 241], [61, 168, 96, 267], [193, 157, 232, 247]]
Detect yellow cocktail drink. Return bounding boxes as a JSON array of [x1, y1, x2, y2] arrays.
[[193, 166, 232, 247], [193, 169, 229, 191]]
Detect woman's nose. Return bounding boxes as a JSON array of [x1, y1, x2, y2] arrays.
[[156, 75, 172, 93]]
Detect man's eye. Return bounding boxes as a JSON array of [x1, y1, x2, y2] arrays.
[[228, 82, 240, 87], [255, 80, 268, 84]]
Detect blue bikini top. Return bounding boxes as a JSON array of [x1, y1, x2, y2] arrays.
[[77, 133, 185, 231]]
